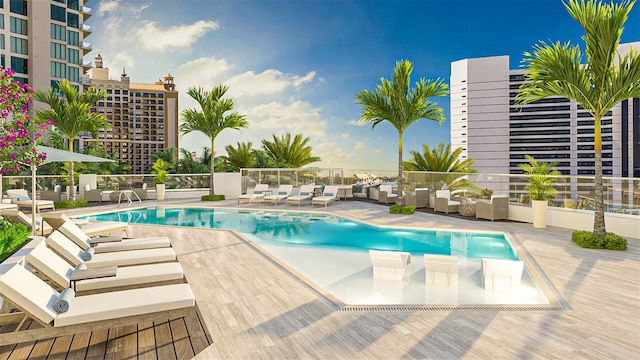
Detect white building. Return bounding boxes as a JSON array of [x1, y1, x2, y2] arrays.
[[450, 42, 639, 178]]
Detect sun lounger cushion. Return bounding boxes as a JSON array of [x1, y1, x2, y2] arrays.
[[75, 262, 184, 292], [54, 288, 75, 313], [58, 221, 169, 253], [0, 264, 59, 324]]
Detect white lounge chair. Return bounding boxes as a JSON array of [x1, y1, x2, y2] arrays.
[[26, 242, 184, 294], [424, 254, 458, 287], [0, 209, 54, 235], [263, 185, 294, 205], [45, 231, 176, 269], [0, 203, 18, 210], [311, 186, 339, 207], [237, 184, 269, 204], [0, 263, 196, 346], [57, 221, 170, 253], [369, 249, 412, 280], [481, 258, 524, 292], [41, 212, 130, 237], [5, 189, 55, 212], [286, 185, 316, 207]]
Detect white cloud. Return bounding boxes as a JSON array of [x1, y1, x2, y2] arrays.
[[245, 100, 326, 137], [354, 142, 364, 151], [174, 57, 234, 89], [347, 119, 364, 126], [135, 20, 219, 51], [96, 0, 119, 16], [226, 70, 316, 97]]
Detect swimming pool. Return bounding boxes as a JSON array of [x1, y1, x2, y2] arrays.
[[81, 207, 518, 261]]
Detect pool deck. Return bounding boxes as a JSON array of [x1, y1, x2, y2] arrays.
[[15, 199, 640, 358]]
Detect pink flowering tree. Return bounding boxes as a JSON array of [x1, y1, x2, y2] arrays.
[[0, 67, 50, 196]]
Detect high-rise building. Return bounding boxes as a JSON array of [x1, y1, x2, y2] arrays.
[[0, 0, 92, 90], [450, 42, 639, 178], [82, 55, 179, 174]]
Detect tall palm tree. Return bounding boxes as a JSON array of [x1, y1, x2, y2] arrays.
[[33, 80, 110, 200], [515, 0, 640, 236], [220, 141, 257, 171], [355, 60, 449, 202], [403, 142, 476, 173], [180, 85, 248, 195], [261, 133, 321, 168]]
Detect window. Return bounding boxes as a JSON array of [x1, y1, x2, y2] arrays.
[[67, 13, 79, 28], [67, 67, 79, 82], [50, 42, 65, 59], [67, 0, 79, 11], [0, 14, 4, 29], [51, 5, 65, 22], [67, 48, 79, 64], [50, 23, 66, 41], [10, 56, 27, 74], [9, 16, 26, 35], [9, 0, 26, 16], [51, 61, 66, 78], [67, 31, 79, 46], [10, 36, 26, 54], [0, 34, 4, 50]]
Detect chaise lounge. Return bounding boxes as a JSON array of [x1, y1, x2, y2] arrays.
[[481, 257, 524, 292], [237, 184, 269, 204], [5, 189, 56, 212], [369, 249, 412, 281], [41, 212, 130, 238], [424, 254, 458, 287], [263, 184, 294, 206], [286, 185, 315, 207], [311, 186, 339, 207]]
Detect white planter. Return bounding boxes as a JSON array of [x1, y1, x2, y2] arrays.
[[532, 200, 547, 228], [156, 184, 166, 201]]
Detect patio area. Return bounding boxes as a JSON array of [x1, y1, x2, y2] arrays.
[[2, 197, 639, 359]]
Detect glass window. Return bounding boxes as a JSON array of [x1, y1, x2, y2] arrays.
[[51, 4, 66, 22], [67, 13, 79, 28], [52, 0, 65, 3], [0, 14, 4, 29], [10, 56, 27, 74], [67, 66, 79, 82], [9, 0, 26, 16], [50, 42, 65, 59], [51, 61, 66, 78], [9, 16, 26, 35], [67, 48, 79, 64], [0, 34, 4, 50], [50, 23, 66, 40], [67, 0, 79, 11], [13, 76, 27, 84], [10, 36, 26, 54], [0, 0, 3, 9], [67, 30, 79, 46]]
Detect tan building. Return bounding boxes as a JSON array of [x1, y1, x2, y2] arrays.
[[83, 54, 179, 174], [0, 0, 91, 90]]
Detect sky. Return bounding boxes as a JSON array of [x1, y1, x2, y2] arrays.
[[87, 0, 640, 171]]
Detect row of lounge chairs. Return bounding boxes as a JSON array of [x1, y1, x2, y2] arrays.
[[237, 184, 340, 207], [0, 213, 197, 346]]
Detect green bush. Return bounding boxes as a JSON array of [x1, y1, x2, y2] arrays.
[[389, 205, 415, 215], [201, 194, 225, 201], [572, 230, 627, 250], [54, 200, 88, 209], [0, 217, 30, 262]]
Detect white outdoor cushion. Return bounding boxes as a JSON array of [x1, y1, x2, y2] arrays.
[[75, 262, 184, 292], [93, 237, 171, 253], [0, 264, 58, 324], [26, 242, 75, 290], [481, 258, 524, 292]]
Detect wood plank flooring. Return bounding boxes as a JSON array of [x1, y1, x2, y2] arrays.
[[2, 199, 639, 359]]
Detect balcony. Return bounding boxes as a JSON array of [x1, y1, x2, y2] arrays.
[[81, 42, 92, 55], [81, 6, 92, 20], [81, 24, 92, 35]]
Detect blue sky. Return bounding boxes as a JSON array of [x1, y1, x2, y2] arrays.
[[87, 0, 640, 170]]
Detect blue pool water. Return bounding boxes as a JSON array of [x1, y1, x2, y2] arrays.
[[81, 207, 519, 261]]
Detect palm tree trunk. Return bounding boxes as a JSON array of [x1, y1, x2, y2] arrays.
[[593, 114, 606, 236], [68, 140, 75, 201], [397, 131, 403, 206], [209, 139, 215, 195]]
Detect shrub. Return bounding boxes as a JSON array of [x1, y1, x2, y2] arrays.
[[0, 217, 30, 262], [389, 205, 415, 215], [54, 200, 88, 209], [201, 194, 225, 201], [572, 230, 627, 250]]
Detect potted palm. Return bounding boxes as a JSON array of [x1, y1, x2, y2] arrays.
[[151, 159, 169, 201], [519, 155, 560, 228]]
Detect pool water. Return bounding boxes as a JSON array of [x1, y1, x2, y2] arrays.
[[82, 207, 518, 261]]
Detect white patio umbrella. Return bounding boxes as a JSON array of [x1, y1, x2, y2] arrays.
[[28, 146, 114, 236]]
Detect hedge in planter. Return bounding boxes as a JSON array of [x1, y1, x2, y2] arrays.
[[572, 230, 627, 250], [54, 200, 88, 209], [201, 194, 225, 201], [0, 218, 30, 262], [389, 205, 416, 214]]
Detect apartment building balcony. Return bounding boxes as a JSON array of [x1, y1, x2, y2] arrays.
[[81, 6, 92, 20], [81, 42, 92, 55], [81, 23, 92, 35]]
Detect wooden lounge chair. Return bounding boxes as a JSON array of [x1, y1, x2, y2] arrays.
[[263, 185, 293, 205], [0, 209, 54, 236], [286, 185, 315, 207], [0, 263, 196, 346], [311, 186, 339, 207], [45, 231, 176, 269], [41, 212, 130, 237], [26, 242, 185, 294], [57, 221, 171, 254], [481, 258, 524, 292], [424, 254, 458, 287], [369, 249, 412, 280], [5, 189, 56, 212], [237, 184, 269, 204]]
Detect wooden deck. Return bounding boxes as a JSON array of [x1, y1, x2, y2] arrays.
[[2, 199, 639, 359]]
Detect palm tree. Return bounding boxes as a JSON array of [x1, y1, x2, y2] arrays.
[[180, 85, 248, 195], [220, 142, 257, 171], [33, 80, 110, 200], [355, 60, 449, 203], [403, 142, 476, 173], [261, 133, 321, 168], [515, 0, 640, 236]]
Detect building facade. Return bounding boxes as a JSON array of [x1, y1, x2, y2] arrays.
[[0, 0, 91, 91], [82, 55, 179, 174], [450, 42, 639, 178]]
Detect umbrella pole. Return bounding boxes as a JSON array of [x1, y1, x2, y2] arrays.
[[31, 164, 37, 237]]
